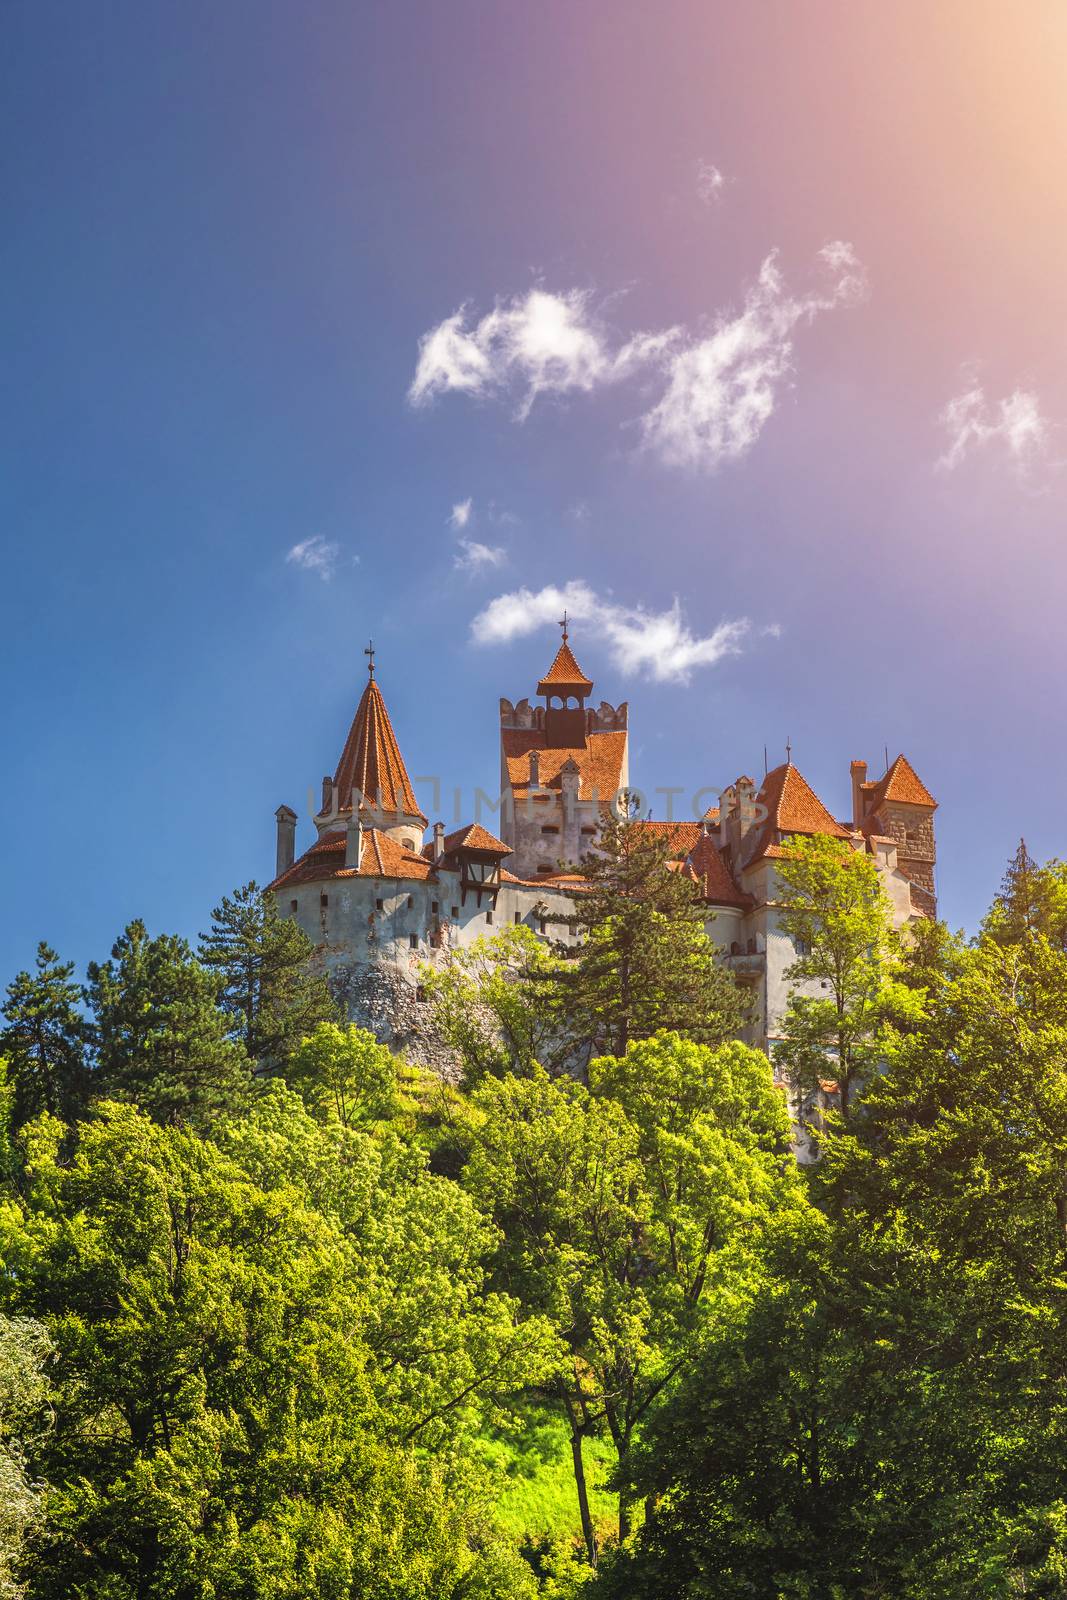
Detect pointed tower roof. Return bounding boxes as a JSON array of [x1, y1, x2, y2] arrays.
[[537, 639, 594, 696], [746, 762, 850, 862], [330, 674, 426, 822], [864, 754, 937, 810]]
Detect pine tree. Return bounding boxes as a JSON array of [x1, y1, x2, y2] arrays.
[[199, 882, 337, 1073], [554, 805, 745, 1067], [0, 942, 89, 1127], [986, 839, 1067, 951], [86, 920, 250, 1126]]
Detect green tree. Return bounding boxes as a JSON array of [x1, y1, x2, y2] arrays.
[[1, 944, 89, 1128], [0, 1315, 52, 1600], [985, 838, 1067, 952], [86, 920, 250, 1127], [199, 881, 338, 1072], [422, 925, 565, 1085], [772, 833, 919, 1123], [557, 807, 745, 1070], [466, 1034, 803, 1562], [1, 1091, 552, 1600], [286, 1021, 400, 1128]]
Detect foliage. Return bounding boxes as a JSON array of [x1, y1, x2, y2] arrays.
[[984, 837, 1067, 950], [0, 1316, 52, 1600], [0, 944, 89, 1129], [85, 920, 251, 1127], [422, 926, 565, 1085], [0, 1087, 554, 1599], [465, 1034, 804, 1561], [772, 832, 921, 1122], [199, 881, 338, 1071], [286, 1021, 401, 1128]]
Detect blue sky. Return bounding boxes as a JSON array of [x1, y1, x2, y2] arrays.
[[3, 1, 1067, 982]]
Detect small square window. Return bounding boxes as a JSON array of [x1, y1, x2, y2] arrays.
[[376, 897, 384, 911], [514, 911, 522, 924], [451, 906, 459, 919], [409, 933, 418, 950], [486, 910, 494, 925], [320, 893, 329, 908], [289, 899, 298, 914], [431, 900, 439, 914]]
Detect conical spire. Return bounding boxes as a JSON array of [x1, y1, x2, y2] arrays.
[[329, 671, 426, 823]]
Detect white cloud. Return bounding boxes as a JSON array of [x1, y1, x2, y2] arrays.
[[937, 380, 1050, 473], [286, 536, 341, 581], [639, 243, 866, 470], [470, 579, 750, 685], [455, 538, 506, 574], [448, 497, 473, 529], [409, 246, 864, 470], [696, 159, 727, 203]]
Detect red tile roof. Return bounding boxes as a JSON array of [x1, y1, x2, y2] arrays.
[[746, 763, 850, 863], [503, 729, 627, 802], [269, 827, 434, 891], [442, 823, 510, 855], [863, 754, 937, 810], [536, 640, 594, 695], [631, 820, 704, 858], [687, 832, 751, 908], [329, 677, 426, 823]]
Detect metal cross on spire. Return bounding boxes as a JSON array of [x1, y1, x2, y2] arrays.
[[558, 610, 569, 642], [364, 639, 375, 679], [785, 736, 792, 765]]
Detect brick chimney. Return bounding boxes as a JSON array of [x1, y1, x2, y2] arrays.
[[529, 749, 541, 787], [850, 760, 867, 828], [275, 805, 297, 877]]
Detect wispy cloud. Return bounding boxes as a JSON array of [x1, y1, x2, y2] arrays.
[[696, 159, 727, 203], [937, 379, 1050, 474], [471, 579, 750, 684], [409, 245, 864, 470], [448, 497, 473, 530], [409, 288, 676, 421], [286, 536, 341, 581], [455, 538, 506, 574], [639, 243, 866, 470]]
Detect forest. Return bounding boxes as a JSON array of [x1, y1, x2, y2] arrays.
[[2, 820, 1066, 1600]]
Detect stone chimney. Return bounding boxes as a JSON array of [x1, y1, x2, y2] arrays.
[[736, 776, 758, 844], [529, 749, 541, 787], [560, 756, 581, 812], [433, 821, 445, 862], [321, 775, 335, 814], [275, 805, 297, 878], [345, 806, 363, 870], [850, 760, 868, 828]]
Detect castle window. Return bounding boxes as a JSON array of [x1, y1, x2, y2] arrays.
[[541, 824, 560, 835], [431, 900, 439, 914], [485, 910, 494, 925], [320, 893, 329, 909], [416, 985, 428, 1003], [747, 937, 757, 955], [537, 864, 554, 876], [289, 899, 298, 914], [376, 897, 384, 911], [514, 911, 522, 924], [407, 895, 414, 909], [451, 906, 459, 919], [409, 933, 418, 950], [795, 937, 811, 957], [581, 826, 596, 836], [730, 941, 741, 956]]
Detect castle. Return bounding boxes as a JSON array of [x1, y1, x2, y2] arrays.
[[269, 628, 936, 1077]]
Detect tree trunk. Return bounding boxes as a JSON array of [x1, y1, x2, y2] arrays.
[[562, 1388, 597, 1566]]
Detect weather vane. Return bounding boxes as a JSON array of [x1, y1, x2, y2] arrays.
[[558, 610, 569, 642], [364, 639, 375, 679]]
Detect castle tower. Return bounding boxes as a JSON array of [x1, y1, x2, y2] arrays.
[[316, 645, 427, 854], [850, 754, 937, 917], [498, 619, 629, 881]]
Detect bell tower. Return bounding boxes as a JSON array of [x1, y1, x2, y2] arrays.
[[538, 612, 594, 747]]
